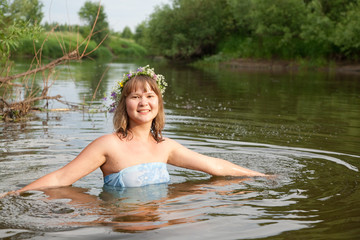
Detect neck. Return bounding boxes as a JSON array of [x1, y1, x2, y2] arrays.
[[128, 122, 153, 142]]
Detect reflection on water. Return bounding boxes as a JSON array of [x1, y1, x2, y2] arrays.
[[0, 61, 360, 239]]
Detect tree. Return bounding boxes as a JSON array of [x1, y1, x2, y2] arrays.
[[134, 22, 146, 45], [143, 0, 235, 59], [121, 26, 133, 39], [78, 1, 109, 45], [332, 1, 360, 58], [9, 0, 43, 25], [317, 0, 358, 21], [0, 0, 43, 62], [247, 0, 308, 58]]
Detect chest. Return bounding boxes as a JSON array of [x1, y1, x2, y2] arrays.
[[104, 140, 169, 173]]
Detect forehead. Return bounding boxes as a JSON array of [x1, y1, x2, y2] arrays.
[[131, 81, 153, 92]]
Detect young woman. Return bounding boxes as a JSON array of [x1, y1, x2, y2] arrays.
[[7, 65, 266, 195]]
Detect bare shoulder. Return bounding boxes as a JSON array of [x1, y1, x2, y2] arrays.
[[86, 133, 121, 150], [95, 133, 119, 143], [161, 137, 179, 147], [161, 137, 185, 152]]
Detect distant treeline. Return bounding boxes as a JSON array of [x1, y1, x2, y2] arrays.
[[4, 0, 360, 62], [14, 31, 147, 60], [136, 0, 360, 61]]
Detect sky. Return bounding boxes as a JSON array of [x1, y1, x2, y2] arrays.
[[41, 0, 172, 32]]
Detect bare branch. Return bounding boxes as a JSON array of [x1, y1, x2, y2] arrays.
[[20, 94, 62, 105], [80, 0, 103, 58], [1, 2, 108, 121], [0, 50, 79, 84]]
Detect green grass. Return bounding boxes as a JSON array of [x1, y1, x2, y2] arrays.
[[108, 36, 147, 58], [15, 31, 111, 59], [13, 32, 148, 60]]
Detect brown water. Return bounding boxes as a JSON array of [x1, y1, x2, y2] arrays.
[[0, 60, 359, 239]]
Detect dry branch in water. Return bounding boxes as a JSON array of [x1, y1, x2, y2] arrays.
[[1, 49, 84, 121], [0, 2, 108, 121], [0, 50, 79, 85]]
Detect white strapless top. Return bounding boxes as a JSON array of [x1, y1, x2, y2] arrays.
[[103, 162, 170, 188]]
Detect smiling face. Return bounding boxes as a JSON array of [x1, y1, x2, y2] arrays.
[[125, 83, 159, 127], [113, 75, 165, 141]]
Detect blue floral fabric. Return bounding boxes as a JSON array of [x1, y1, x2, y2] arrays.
[[104, 162, 170, 188]]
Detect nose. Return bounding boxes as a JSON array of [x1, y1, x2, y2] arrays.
[[139, 96, 149, 106]]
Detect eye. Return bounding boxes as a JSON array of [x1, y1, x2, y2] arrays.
[[148, 93, 156, 98]]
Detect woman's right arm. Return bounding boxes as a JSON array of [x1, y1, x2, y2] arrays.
[[13, 135, 111, 194]]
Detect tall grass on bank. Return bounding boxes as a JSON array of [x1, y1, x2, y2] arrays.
[[14, 32, 147, 60], [108, 36, 147, 58], [13, 32, 112, 59], [15, 31, 112, 60]]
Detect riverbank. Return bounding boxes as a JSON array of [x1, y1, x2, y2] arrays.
[[220, 58, 360, 74]]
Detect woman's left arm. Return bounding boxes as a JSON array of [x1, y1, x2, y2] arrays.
[[167, 139, 266, 177]]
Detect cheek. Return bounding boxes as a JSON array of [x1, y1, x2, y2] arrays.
[[151, 98, 159, 108], [125, 99, 135, 112]]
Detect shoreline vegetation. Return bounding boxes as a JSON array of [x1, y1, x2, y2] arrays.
[[10, 30, 360, 74], [220, 58, 360, 74], [12, 31, 147, 60], [11, 31, 360, 74], [2, 0, 360, 121]]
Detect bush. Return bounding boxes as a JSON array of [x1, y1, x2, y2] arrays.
[[140, 0, 360, 62], [140, 0, 235, 59], [14, 31, 112, 59], [332, 1, 360, 59], [108, 36, 147, 58]]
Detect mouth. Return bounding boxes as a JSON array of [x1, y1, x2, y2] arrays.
[[137, 109, 151, 113]]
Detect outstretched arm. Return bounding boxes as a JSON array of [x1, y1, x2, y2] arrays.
[[14, 135, 109, 194], [167, 139, 265, 177]]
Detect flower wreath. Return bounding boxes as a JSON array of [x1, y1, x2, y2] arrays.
[[106, 65, 167, 112]]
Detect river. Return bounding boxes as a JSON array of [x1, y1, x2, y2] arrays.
[[0, 59, 359, 239]]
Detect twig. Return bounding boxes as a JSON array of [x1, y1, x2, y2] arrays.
[[0, 50, 79, 84], [10, 95, 61, 106], [91, 66, 109, 101], [0, 98, 10, 107], [80, 0, 102, 58], [1, 2, 108, 120]]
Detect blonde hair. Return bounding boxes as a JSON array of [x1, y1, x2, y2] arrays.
[[113, 75, 165, 142]]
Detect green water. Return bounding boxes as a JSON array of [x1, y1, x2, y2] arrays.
[[0, 60, 359, 239]]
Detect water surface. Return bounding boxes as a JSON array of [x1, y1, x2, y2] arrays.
[[0, 60, 359, 239]]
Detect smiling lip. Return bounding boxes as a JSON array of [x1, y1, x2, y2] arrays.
[[137, 109, 150, 113]]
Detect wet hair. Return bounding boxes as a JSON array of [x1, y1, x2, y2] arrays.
[[113, 75, 165, 142]]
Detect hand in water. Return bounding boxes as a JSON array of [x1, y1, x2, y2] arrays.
[[0, 190, 18, 198]]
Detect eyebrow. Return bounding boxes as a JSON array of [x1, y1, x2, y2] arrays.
[[129, 90, 156, 95]]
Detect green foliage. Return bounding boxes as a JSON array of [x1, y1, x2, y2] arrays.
[[134, 22, 146, 45], [43, 22, 82, 32], [8, 0, 43, 25], [140, 0, 235, 59], [218, 35, 251, 58], [137, 0, 360, 61], [92, 45, 113, 59], [0, 0, 43, 61], [3, 0, 360, 62], [121, 26, 133, 39], [230, 0, 360, 60], [108, 36, 147, 58], [248, 0, 307, 58], [14, 32, 112, 59], [299, 0, 334, 58], [78, 1, 109, 45], [332, 1, 360, 58], [316, 0, 358, 21]]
